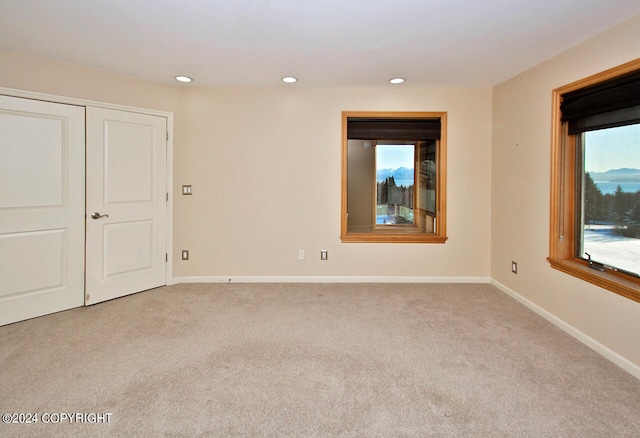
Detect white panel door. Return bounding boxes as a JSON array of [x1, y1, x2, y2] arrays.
[[86, 107, 167, 304], [0, 95, 85, 326]]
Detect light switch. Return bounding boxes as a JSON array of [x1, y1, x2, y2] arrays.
[[182, 185, 192, 195]]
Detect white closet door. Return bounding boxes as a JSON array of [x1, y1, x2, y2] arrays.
[[0, 96, 85, 326], [85, 107, 167, 304]]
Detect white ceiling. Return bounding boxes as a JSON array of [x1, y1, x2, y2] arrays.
[[1, 0, 639, 88]]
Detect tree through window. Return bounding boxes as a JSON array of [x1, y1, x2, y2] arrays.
[[580, 125, 640, 277], [376, 144, 415, 225]]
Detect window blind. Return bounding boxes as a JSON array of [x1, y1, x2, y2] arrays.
[[561, 69, 640, 134], [347, 118, 441, 140]]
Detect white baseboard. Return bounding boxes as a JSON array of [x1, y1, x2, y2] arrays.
[[491, 279, 640, 381], [173, 275, 491, 284]]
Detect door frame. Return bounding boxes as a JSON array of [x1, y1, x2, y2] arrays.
[[0, 86, 175, 290]]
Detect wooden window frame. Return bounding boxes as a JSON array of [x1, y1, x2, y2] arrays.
[[549, 59, 640, 303], [341, 111, 448, 243]]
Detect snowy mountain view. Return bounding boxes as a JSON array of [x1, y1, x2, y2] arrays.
[[588, 168, 640, 182], [376, 167, 414, 183]]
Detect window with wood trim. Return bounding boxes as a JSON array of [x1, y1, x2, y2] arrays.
[[341, 112, 447, 243], [549, 59, 640, 302]]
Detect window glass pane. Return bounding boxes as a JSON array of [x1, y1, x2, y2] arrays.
[[376, 145, 414, 225], [580, 124, 640, 275]]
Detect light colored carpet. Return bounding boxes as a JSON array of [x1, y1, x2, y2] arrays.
[[1, 283, 639, 437]]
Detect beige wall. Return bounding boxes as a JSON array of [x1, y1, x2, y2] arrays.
[[0, 49, 492, 282], [491, 15, 640, 369], [0, 49, 181, 112], [175, 86, 492, 279]]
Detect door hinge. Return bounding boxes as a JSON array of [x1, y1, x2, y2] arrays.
[[166, 253, 168, 262], [166, 192, 169, 202], [166, 131, 169, 141]]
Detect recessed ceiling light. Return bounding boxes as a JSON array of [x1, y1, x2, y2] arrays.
[[389, 77, 405, 84], [282, 76, 297, 84], [175, 75, 193, 83]]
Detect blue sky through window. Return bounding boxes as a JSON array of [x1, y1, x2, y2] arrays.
[[376, 145, 413, 170], [585, 124, 640, 173]]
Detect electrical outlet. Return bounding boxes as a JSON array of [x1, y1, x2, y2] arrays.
[[321, 250, 328, 261], [511, 261, 518, 274], [182, 250, 189, 260], [298, 250, 304, 260]]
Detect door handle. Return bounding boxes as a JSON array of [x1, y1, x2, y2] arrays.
[[91, 212, 109, 219]]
